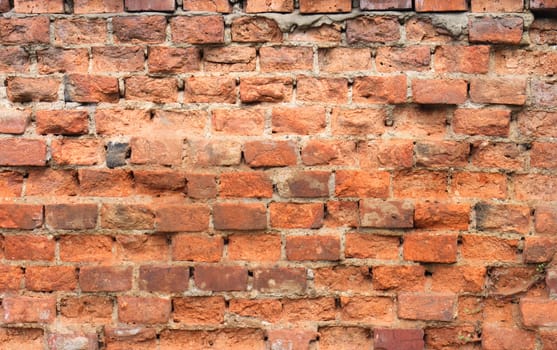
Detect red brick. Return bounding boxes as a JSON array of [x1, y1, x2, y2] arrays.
[[475, 203, 530, 234], [286, 235, 339, 260], [530, 19, 557, 45], [125, 76, 178, 103], [319, 47, 372, 72], [194, 265, 248, 291], [0, 203, 43, 229], [0, 0, 9, 11], [282, 297, 336, 322], [301, 139, 357, 166], [514, 174, 557, 201], [318, 327, 372, 350], [469, 16, 523, 44], [92, 46, 144, 73], [171, 16, 224, 44], [173, 233, 223, 262], [412, 79, 467, 105], [79, 266, 132, 292], [335, 170, 390, 198], [530, 0, 557, 10], [186, 173, 217, 199], [232, 16, 282, 42], [0, 109, 29, 134], [0, 17, 50, 44], [118, 297, 171, 324], [524, 236, 557, 263], [4, 235, 54, 261], [0, 47, 29, 73], [495, 49, 557, 76], [125, 0, 175, 11], [219, 172, 273, 198], [299, 0, 351, 13], [260, 46, 313, 71], [0, 171, 23, 197], [183, 0, 231, 12], [360, 199, 414, 228], [0, 329, 44, 349], [135, 170, 186, 195], [376, 46, 431, 72], [45, 203, 97, 230], [278, 170, 329, 198], [390, 105, 447, 139], [113, 16, 166, 43], [160, 329, 266, 350], [532, 80, 557, 107], [325, 200, 359, 228], [130, 137, 182, 166], [204, 46, 256, 72], [535, 206, 557, 234], [2, 296, 56, 323], [229, 298, 282, 322], [345, 233, 400, 260], [188, 140, 242, 167], [254, 267, 306, 293], [240, 77, 292, 103], [471, 142, 526, 170], [403, 232, 458, 263], [415, 0, 467, 11], [414, 202, 470, 230], [394, 170, 448, 199], [7, 77, 59, 103], [0, 265, 23, 291], [290, 24, 342, 43], [54, 18, 107, 45], [374, 329, 425, 350], [60, 296, 113, 324], [185, 76, 236, 103], [0, 139, 46, 166], [66, 74, 119, 103], [59, 235, 113, 263], [227, 234, 281, 262], [425, 326, 480, 350], [149, 46, 200, 74], [25, 266, 77, 291], [361, 0, 412, 9], [472, 0, 523, 11], [358, 140, 414, 169], [297, 76, 348, 103], [398, 293, 456, 321], [340, 296, 395, 323], [453, 108, 510, 137], [213, 202, 267, 230], [51, 139, 103, 166], [373, 265, 426, 291], [74, 0, 124, 13], [94, 108, 150, 135], [405, 16, 453, 43], [272, 106, 326, 135], [267, 329, 317, 350], [246, 0, 293, 12], [47, 332, 98, 350], [470, 78, 527, 105], [541, 330, 557, 350], [461, 234, 519, 262], [531, 142, 557, 169], [353, 75, 407, 104], [415, 141, 469, 167], [155, 204, 210, 232], [105, 327, 156, 350], [314, 266, 373, 293], [244, 140, 298, 167], [435, 45, 489, 73], [271, 202, 324, 229], [431, 265, 486, 293], [482, 325, 536, 350], [212, 108, 265, 135], [347, 16, 400, 43], [451, 172, 507, 199], [173, 296, 225, 325], [78, 169, 134, 197], [520, 298, 557, 327], [36, 110, 88, 135], [115, 234, 168, 262], [137, 265, 190, 293], [332, 108, 386, 136], [101, 204, 155, 230], [14, 0, 63, 13]]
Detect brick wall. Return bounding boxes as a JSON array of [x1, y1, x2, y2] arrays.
[[0, 0, 556, 349]]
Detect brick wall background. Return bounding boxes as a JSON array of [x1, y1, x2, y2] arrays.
[[0, 0, 556, 349]]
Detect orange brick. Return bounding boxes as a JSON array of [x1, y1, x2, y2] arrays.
[[212, 108, 265, 135], [403, 232, 458, 263], [271, 202, 324, 229], [335, 170, 390, 198], [173, 296, 225, 325], [286, 235, 339, 260], [227, 234, 281, 262]]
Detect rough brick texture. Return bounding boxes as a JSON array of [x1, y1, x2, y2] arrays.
[[0, 1, 553, 349]]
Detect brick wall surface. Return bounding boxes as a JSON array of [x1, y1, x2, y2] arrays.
[[0, 0, 556, 349]]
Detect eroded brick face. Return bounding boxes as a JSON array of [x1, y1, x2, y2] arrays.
[[0, 1, 554, 348]]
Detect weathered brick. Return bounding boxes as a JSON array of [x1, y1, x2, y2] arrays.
[[319, 47, 372, 72], [25, 266, 77, 292], [272, 106, 326, 135], [125, 76, 178, 103], [535, 206, 557, 234], [105, 142, 130, 168], [14, 0, 62, 13], [414, 202, 470, 230], [260, 46, 313, 71], [194, 265, 248, 291], [240, 77, 293, 103], [79, 266, 132, 292], [360, 199, 414, 228], [461, 234, 519, 262], [159, 329, 266, 350], [7, 77, 60, 103], [431, 265, 486, 293], [212, 108, 264, 136], [267, 329, 317, 350], [4, 235, 54, 261], [524, 236, 557, 263], [415, 141, 469, 167], [531, 0, 557, 11], [173, 296, 225, 325], [469, 16, 524, 44], [297, 76, 348, 103], [453, 109, 510, 136], [45, 203, 98, 230], [101, 203, 155, 230], [277, 170, 330, 198], [125, 0, 175, 11], [530, 19, 557, 44], [314, 266, 373, 293], [345, 233, 400, 260], [475, 203, 530, 234], [118, 297, 171, 324], [353, 75, 407, 104], [451, 172, 507, 199], [340, 296, 395, 323], [74, 0, 124, 13], [358, 140, 414, 169], [171, 16, 224, 44], [532, 80, 557, 107], [149, 46, 200, 74], [271, 202, 325, 229], [376, 46, 431, 72], [0, 109, 30, 134], [36, 110, 88, 135], [232, 16, 282, 42], [52, 139, 104, 166], [227, 234, 281, 262], [282, 297, 336, 322], [361, 0, 412, 10], [0, 139, 47, 166], [403, 232, 458, 263], [286, 235, 339, 260], [482, 325, 536, 350], [66, 74, 119, 103], [335, 170, 390, 198], [60, 296, 113, 324], [155, 204, 210, 232], [415, 0, 467, 11], [0, 203, 43, 229], [0, 17, 50, 44], [471, 142, 526, 170], [470, 78, 527, 105], [299, 0, 351, 13], [435, 45, 489, 73], [253, 267, 306, 293], [219, 172, 273, 198], [0, 171, 23, 197], [398, 293, 456, 321], [115, 234, 168, 262], [2, 296, 56, 323], [172, 234, 223, 262], [319, 327, 372, 350], [130, 137, 182, 166], [246, 0, 293, 12], [0, 265, 23, 291], [0, 47, 30, 73], [185, 76, 236, 104], [78, 169, 134, 197], [105, 327, 156, 350], [204, 46, 256, 72], [244, 140, 298, 167], [113, 16, 166, 43], [183, 0, 231, 12], [54, 18, 106, 45], [213, 202, 267, 230], [412, 79, 467, 105], [59, 235, 113, 262], [374, 329, 425, 350], [290, 24, 342, 43], [472, 0, 523, 12], [92, 46, 144, 73], [373, 265, 426, 291], [347, 16, 400, 43]]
